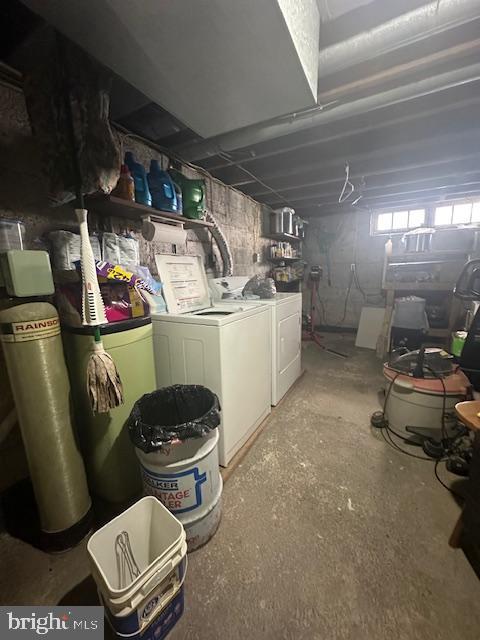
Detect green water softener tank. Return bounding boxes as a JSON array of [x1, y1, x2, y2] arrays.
[[63, 317, 156, 503], [169, 169, 206, 220]]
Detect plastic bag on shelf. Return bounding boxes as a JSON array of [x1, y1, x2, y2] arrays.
[[102, 232, 140, 267], [242, 275, 276, 299], [49, 230, 101, 270]]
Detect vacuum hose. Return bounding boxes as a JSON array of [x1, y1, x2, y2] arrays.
[[0, 302, 91, 547], [206, 211, 233, 277]]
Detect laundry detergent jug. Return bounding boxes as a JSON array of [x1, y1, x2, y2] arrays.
[[147, 160, 178, 213], [124, 152, 152, 207], [169, 169, 206, 220]]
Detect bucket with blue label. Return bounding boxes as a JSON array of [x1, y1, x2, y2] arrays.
[[128, 386, 223, 550], [136, 429, 223, 550]]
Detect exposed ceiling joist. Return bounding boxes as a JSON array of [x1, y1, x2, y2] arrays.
[[317, 0, 480, 79], [5, 0, 480, 216], [177, 60, 480, 162], [253, 155, 480, 204], [317, 37, 480, 103], [240, 129, 480, 197], [302, 187, 480, 217], [266, 174, 480, 207], [203, 91, 480, 175]]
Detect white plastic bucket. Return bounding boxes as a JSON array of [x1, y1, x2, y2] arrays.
[[136, 429, 222, 550], [87, 496, 187, 637], [103, 585, 185, 640]]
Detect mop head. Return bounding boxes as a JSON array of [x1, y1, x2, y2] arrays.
[[87, 344, 124, 413]]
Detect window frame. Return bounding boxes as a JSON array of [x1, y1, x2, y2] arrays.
[[432, 200, 480, 228], [371, 199, 480, 236], [370, 207, 427, 236]]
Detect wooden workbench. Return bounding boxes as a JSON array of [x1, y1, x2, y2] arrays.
[[449, 401, 480, 561]]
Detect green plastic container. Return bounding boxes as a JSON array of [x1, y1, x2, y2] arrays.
[[63, 318, 156, 503], [168, 169, 206, 220], [451, 331, 467, 358]]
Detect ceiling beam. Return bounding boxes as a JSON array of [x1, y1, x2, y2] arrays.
[[205, 94, 480, 176], [317, 0, 480, 79], [248, 154, 480, 202], [295, 185, 480, 217], [176, 62, 480, 161], [263, 174, 480, 207], [317, 38, 480, 103], [240, 128, 480, 196], [300, 188, 480, 217]]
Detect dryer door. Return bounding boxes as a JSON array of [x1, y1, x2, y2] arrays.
[[276, 306, 301, 404]]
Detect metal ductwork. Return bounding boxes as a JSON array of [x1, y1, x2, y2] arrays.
[[318, 0, 480, 78], [316, 0, 374, 21], [176, 61, 480, 161]]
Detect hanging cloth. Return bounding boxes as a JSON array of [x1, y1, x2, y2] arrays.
[[22, 26, 120, 205]]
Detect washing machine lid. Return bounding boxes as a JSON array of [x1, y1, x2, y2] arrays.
[[155, 254, 210, 314]]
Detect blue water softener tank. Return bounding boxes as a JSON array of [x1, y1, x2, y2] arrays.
[[147, 160, 178, 213], [124, 152, 152, 207]]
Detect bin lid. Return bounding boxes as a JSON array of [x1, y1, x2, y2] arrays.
[[155, 254, 210, 314]]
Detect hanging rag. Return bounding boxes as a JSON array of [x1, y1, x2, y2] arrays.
[[21, 25, 120, 204]]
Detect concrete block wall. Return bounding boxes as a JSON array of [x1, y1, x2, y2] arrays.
[[303, 210, 476, 329], [0, 83, 270, 280], [0, 81, 271, 492], [303, 211, 386, 328]]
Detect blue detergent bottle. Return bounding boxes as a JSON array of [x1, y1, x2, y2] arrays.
[[124, 152, 152, 207], [147, 160, 178, 213]]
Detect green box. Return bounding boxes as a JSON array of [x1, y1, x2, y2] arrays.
[[0, 250, 54, 297]]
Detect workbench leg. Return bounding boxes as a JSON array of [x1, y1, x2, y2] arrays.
[[376, 290, 394, 359]]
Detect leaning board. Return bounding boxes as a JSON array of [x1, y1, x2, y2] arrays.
[[355, 307, 386, 350]]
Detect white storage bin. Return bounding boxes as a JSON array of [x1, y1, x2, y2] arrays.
[[87, 497, 187, 637]]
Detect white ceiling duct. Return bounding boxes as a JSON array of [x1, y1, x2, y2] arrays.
[[176, 61, 480, 160], [317, 0, 375, 21], [22, 0, 319, 138]]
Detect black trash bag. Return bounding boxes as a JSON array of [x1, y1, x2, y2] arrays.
[[128, 385, 221, 453]]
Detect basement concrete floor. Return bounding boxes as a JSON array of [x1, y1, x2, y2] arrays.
[[1, 335, 480, 639]]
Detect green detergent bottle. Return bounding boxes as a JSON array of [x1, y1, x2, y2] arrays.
[[169, 169, 206, 219]]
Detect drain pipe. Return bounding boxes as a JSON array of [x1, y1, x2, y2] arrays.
[[177, 61, 480, 161], [206, 211, 233, 277], [318, 0, 480, 78]]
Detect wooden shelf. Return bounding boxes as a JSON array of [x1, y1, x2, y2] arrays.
[[87, 195, 214, 229], [391, 250, 469, 259], [388, 260, 461, 267], [383, 281, 454, 292], [264, 233, 303, 243], [269, 256, 304, 263]]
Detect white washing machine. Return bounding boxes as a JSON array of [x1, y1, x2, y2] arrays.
[[209, 277, 302, 405], [152, 255, 271, 467]]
